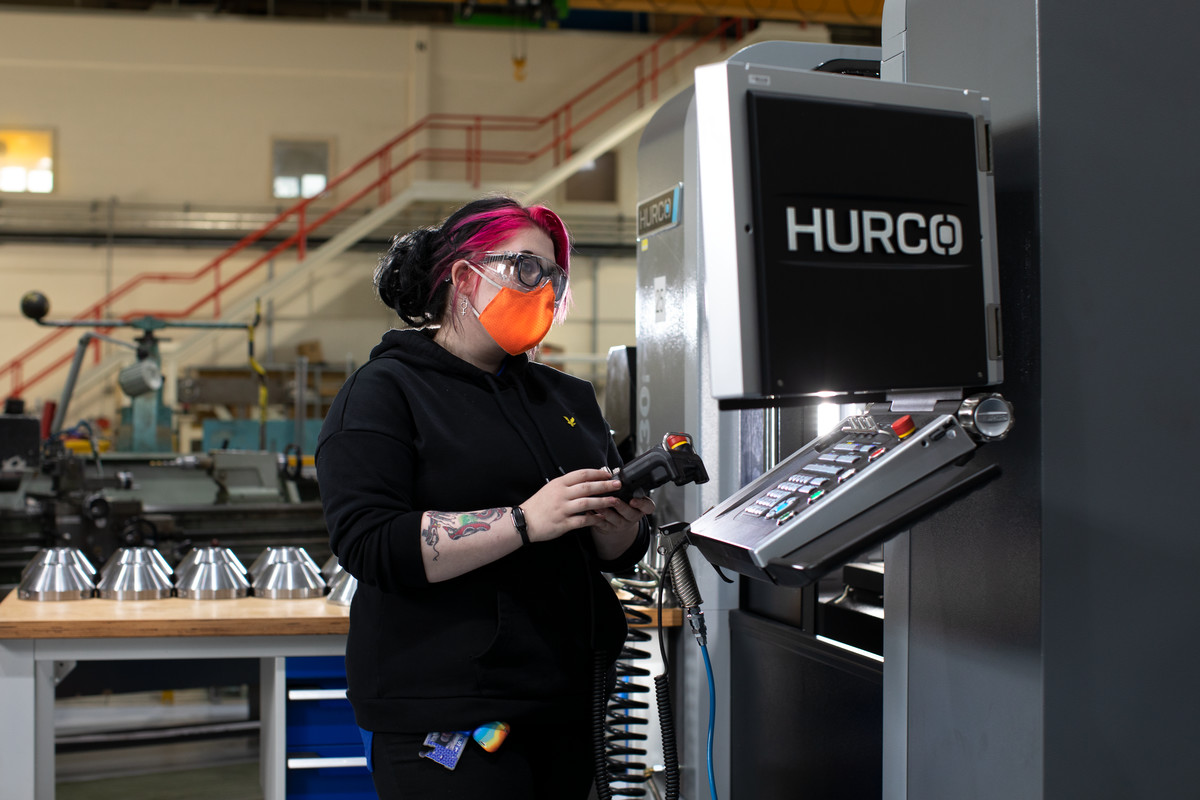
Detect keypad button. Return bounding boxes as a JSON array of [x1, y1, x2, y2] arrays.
[[868, 446, 887, 462], [766, 495, 801, 519], [836, 454, 861, 465], [818, 453, 841, 463], [743, 506, 766, 517], [838, 468, 858, 484], [803, 463, 843, 476]]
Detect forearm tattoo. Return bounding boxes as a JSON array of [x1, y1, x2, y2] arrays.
[[422, 508, 506, 561]]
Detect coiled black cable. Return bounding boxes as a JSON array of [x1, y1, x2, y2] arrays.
[[594, 568, 668, 799], [606, 575, 655, 797], [655, 673, 680, 800], [594, 651, 615, 800]]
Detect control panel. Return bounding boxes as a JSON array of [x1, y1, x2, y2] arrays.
[[688, 395, 1011, 586]]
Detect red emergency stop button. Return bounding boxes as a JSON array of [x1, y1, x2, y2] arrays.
[[891, 415, 916, 439], [666, 433, 692, 450]]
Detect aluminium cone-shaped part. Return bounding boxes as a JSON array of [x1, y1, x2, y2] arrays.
[[325, 569, 357, 607], [18, 548, 95, 601], [100, 547, 173, 580], [175, 549, 251, 599], [96, 559, 174, 601], [252, 559, 327, 599], [249, 546, 320, 580], [178, 546, 246, 577], [24, 547, 97, 580], [320, 554, 342, 582]]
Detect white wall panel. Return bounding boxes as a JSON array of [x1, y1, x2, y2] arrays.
[[0, 10, 799, 426]]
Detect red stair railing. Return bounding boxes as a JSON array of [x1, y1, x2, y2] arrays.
[[3, 17, 742, 400]]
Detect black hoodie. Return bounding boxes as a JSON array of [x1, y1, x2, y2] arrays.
[[316, 328, 648, 733]]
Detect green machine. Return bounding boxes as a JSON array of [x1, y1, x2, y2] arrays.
[[20, 291, 265, 453], [2, 293, 325, 595]]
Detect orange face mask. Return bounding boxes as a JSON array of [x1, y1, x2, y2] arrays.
[[472, 279, 557, 355]]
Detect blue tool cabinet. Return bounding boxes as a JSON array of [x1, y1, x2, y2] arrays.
[[284, 656, 375, 799]]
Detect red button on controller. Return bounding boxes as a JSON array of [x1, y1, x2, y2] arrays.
[[891, 415, 916, 439]]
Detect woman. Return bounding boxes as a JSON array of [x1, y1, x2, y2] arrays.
[[316, 195, 654, 799]]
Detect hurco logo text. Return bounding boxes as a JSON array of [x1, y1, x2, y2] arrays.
[[785, 207, 963, 256]]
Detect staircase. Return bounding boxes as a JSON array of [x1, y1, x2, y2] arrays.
[[1, 18, 746, 419]]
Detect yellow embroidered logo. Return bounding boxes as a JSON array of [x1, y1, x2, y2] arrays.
[[563, 416, 576, 427]]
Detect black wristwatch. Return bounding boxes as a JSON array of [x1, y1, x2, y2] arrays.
[[510, 506, 531, 547]]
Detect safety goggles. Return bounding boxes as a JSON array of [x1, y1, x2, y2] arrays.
[[469, 251, 568, 305]]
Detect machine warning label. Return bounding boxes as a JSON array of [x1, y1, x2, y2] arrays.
[[637, 185, 682, 239], [654, 275, 667, 324]]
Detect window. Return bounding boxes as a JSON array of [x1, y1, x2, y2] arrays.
[[0, 129, 55, 194], [565, 150, 617, 203], [272, 139, 331, 200]]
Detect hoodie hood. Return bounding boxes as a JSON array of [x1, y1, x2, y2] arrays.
[[369, 328, 530, 388], [368, 327, 558, 478]]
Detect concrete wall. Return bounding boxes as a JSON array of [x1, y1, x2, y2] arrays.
[[1, 10, 787, 422], [1, 12, 419, 204], [0, 10, 688, 203]]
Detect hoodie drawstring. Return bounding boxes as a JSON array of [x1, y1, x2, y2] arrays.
[[483, 372, 564, 481], [513, 378, 568, 477]]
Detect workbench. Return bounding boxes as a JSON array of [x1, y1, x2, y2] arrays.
[[0, 592, 349, 800], [0, 592, 681, 800]]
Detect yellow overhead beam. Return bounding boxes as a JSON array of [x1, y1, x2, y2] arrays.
[[565, 0, 882, 25], [451, 0, 882, 26]]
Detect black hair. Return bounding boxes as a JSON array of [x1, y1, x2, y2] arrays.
[[373, 226, 446, 327]]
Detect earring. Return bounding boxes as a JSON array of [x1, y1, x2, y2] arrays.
[[460, 297, 468, 317]]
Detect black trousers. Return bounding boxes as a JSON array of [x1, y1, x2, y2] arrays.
[[369, 718, 594, 800]]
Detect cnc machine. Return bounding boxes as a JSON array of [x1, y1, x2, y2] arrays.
[[633, 41, 1011, 798]]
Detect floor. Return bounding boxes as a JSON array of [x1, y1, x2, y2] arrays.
[[58, 758, 262, 800], [50, 687, 656, 800], [55, 688, 264, 800]]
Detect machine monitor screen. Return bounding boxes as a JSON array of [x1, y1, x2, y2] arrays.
[[696, 65, 1003, 401]]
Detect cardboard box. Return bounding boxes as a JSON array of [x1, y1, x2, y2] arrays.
[[296, 340, 325, 363]]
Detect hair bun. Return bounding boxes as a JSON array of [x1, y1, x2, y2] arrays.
[[374, 227, 442, 324]]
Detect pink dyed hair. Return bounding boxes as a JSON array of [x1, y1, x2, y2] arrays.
[[437, 199, 573, 321]]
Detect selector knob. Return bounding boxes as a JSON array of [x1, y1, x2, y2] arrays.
[[20, 291, 50, 321], [957, 393, 1015, 442], [84, 493, 111, 528]]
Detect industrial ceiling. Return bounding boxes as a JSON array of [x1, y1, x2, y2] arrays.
[[0, 0, 882, 33]]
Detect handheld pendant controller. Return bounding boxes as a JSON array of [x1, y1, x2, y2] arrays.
[[609, 432, 709, 502]]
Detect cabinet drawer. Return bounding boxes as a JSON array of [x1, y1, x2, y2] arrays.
[[287, 689, 359, 746], [286, 742, 374, 800]]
